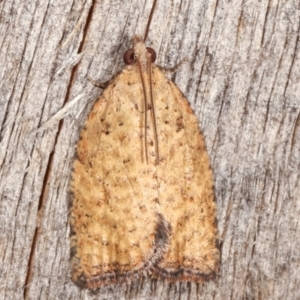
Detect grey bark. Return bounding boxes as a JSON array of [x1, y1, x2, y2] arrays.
[[1, 0, 299, 299]]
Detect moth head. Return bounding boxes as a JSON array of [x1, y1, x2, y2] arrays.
[[123, 37, 156, 66]]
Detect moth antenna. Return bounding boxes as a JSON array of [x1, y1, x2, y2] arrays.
[[147, 58, 159, 165], [137, 60, 149, 164]]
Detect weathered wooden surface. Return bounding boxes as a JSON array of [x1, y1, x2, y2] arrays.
[[1, 0, 299, 299]]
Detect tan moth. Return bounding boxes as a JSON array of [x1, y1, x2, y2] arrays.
[[70, 36, 219, 289]]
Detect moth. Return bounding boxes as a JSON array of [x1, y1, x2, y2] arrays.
[[70, 36, 219, 289]]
